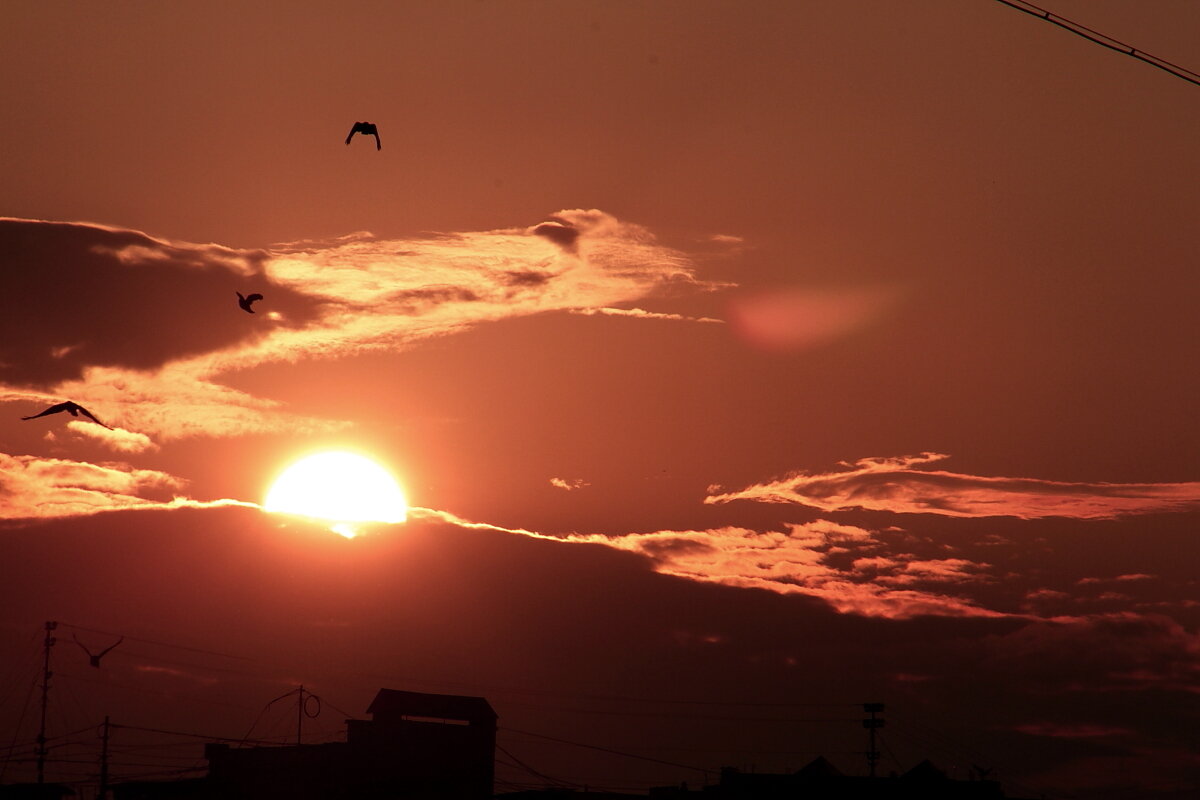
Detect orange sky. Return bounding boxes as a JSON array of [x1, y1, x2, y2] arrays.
[[2, 2, 1199, 797]]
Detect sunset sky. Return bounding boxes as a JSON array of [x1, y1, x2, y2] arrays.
[[2, 2, 1199, 798]]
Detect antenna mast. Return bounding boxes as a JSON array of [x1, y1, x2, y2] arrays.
[[297, 685, 305, 746], [36, 621, 58, 784], [99, 715, 111, 800], [862, 702, 885, 778]]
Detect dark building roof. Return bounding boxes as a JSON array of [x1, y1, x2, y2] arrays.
[[366, 688, 497, 725], [901, 759, 949, 781], [652, 757, 1021, 799], [0, 786, 75, 799], [796, 756, 844, 779]]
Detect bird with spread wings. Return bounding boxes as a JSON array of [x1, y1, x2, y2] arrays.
[[237, 291, 263, 313], [345, 121, 382, 150], [21, 401, 111, 429], [74, 634, 124, 668]]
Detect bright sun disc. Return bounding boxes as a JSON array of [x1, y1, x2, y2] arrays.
[[264, 451, 407, 537]]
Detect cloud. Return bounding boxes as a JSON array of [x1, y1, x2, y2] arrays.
[[574, 524, 1008, 619], [0, 453, 255, 520], [569, 307, 724, 324], [1, 210, 719, 440], [1078, 573, 1156, 585], [133, 664, 219, 686], [982, 612, 1200, 695], [549, 477, 590, 491], [0, 217, 313, 387], [410, 507, 1005, 619], [707, 453, 1200, 520], [529, 217, 581, 253], [61, 420, 158, 453], [1014, 722, 1135, 739]]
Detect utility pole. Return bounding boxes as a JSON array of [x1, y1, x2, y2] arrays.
[[36, 621, 57, 785], [99, 716, 111, 800], [297, 685, 305, 746], [261, 684, 319, 746], [863, 702, 885, 778]]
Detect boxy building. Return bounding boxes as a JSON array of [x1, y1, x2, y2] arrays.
[[113, 688, 497, 800]]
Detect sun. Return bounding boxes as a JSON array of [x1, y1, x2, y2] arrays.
[[264, 451, 408, 538]]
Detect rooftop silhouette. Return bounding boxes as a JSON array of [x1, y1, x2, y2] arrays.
[[111, 687, 496, 800]]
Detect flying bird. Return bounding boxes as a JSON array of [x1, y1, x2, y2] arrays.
[[74, 634, 123, 668], [237, 291, 263, 313], [345, 121, 382, 150], [21, 401, 111, 429]]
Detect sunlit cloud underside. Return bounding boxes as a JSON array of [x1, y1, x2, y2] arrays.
[[1, 211, 722, 445]]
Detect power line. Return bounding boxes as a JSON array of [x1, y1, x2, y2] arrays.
[[502, 700, 860, 724], [502, 726, 712, 776], [109, 722, 283, 747], [991, 0, 1200, 88], [495, 744, 579, 789], [356, 669, 859, 711], [56, 623, 253, 662]]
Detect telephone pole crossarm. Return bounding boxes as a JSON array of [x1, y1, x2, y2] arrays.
[[862, 702, 885, 778]]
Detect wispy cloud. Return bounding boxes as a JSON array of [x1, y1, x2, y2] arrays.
[[0, 453, 256, 520], [60, 420, 158, 453], [983, 612, 1200, 695], [1014, 722, 1135, 739], [569, 307, 724, 324], [410, 508, 1005, 619], [549, 477, 590, 491], [2, 210, 721, 440], [1078, 574, 1156, 585], [707, 453, 1200, 520]]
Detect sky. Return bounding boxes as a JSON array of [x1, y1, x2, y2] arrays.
[[1, 1, 1198, 797]]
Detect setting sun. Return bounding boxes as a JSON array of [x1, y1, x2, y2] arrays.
[[263, 451, 407, 537]]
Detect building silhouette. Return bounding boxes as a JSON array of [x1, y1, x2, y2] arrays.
[[0, 786, 75, 800], [643, 756, 1023, 799], [101, 690, 1033, 800], [113, 688, 496, 800]]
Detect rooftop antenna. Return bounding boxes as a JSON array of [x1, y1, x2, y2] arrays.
[[99, 716, 111, 800], [862, 702, 885, 778], [36, 621, 57, 784], [263, 685, 322, 745]]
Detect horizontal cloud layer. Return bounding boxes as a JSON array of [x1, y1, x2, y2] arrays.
[[0, 453, 255, 519], [2, 211, 720, 441], [411, 507, 1005, 620], [0, 217, 310, 387], [707, 453, 1200, 520]]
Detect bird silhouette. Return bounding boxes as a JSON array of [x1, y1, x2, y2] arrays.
[[21, 401, 111, 429], [74, 634, 123, 668], [345, 121, 381, 150], [237, 291, 263, 313]]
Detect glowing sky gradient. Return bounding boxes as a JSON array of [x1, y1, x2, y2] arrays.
[[1, 2, 1198, 798]]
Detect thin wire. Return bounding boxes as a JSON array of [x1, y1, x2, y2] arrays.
[[318, 698, 359, 722], [109, 722, 279, 747], [0, 631, 42, 716], [991, 0, 1200, 88], [495, 744, 579, 789], [502, 726, 712, 775], [503, 699, 859, 724], [354, 669, 859, 708], [0, 675, 39, 782], [55, 669, 257, 714], [57, 622, 252, 662]]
